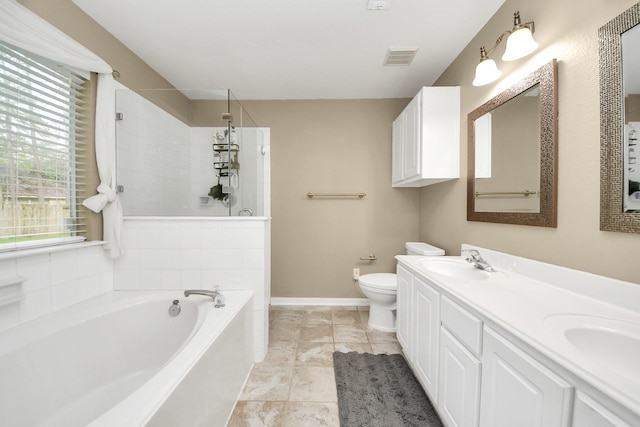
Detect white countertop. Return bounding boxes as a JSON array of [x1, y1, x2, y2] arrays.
[[396, 252, 640, 418]]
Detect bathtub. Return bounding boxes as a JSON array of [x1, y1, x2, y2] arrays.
[[0, 290, 254, 427]]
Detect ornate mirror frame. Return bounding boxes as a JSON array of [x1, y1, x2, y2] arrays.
[[600, 3, 640, 233], [467, 59, 558, 227]]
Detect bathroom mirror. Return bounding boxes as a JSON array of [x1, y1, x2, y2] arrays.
[[600, 3, 640, 233], [467, 59, 558, 227]]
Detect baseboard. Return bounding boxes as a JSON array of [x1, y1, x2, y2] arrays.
[[270, 297, 369, 307]]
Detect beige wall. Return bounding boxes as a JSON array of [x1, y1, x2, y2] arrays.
[[627, 95, 640, 122], [421, 0, 640, 284], [242, 100, 419, 297]]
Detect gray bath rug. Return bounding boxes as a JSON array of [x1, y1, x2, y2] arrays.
[[333, 352, 443, 427]]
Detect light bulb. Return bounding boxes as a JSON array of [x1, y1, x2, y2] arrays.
[[502, 27, 539, 61], [473, 58, 502, 86]]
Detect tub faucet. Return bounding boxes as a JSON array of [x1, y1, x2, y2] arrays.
[[462, 249, 496, 272], [184, 289, 225, 308], [238, 208, 253, 216]]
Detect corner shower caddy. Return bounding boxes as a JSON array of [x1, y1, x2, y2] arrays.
[[211, 127, 240, 206]]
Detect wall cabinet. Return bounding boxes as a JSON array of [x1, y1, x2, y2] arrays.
[[392, 86, 460, 187]]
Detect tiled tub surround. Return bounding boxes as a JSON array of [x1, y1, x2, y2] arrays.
[[398, 245, 640, 425], [0, 290, 254, 427], [228, 305, 402, 427], [115, 217, 270, 361], [0, 243, 114, 332]]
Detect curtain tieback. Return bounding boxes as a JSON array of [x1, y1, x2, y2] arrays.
[[83, 182, 117, 213]]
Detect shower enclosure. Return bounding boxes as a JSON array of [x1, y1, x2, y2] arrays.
[[115, 89, 269, 217], [112, 89, 271, 360]]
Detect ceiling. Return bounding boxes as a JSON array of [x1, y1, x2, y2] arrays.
[[72, 0, 504, 100]]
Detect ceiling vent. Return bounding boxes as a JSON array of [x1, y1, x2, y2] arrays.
[[383, 48, 419, 66], [368, 0, 390, 10]]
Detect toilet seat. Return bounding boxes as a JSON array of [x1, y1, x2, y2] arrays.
[[358, 273, 397, 291]]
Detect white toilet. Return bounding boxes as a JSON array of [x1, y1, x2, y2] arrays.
[[358, 242, 445, 332]]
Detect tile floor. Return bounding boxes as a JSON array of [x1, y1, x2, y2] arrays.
[[227, 305, 402, 427]]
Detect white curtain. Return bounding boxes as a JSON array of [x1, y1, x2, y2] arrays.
[[0, 0, 123, 258]]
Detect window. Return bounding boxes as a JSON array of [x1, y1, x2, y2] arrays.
[[0, 41, 88, 251]]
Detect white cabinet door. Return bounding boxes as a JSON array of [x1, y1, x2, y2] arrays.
[[480, 327, 573, 427], [391, 115, 404, 183], [396, 264, 412, 353], [439, 327, 481, 427], [572, 392, 631, 427], [413, 276, 440, 403], [402, 93, 421, 180]]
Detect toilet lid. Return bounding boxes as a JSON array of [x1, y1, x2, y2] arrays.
[[359, 273, 397, 290]]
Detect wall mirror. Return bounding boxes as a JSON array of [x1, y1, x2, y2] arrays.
[[600, 2, 640, 233], [467, 59, 558, 227]]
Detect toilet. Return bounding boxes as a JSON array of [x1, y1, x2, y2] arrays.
[[358, 242, 445, 332]]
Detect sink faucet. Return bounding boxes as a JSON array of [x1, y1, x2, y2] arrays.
[[184, 288, 226, 308], [462, 249, 496, 272]]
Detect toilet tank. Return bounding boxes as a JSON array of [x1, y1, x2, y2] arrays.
[[405, 242, 445, 256]]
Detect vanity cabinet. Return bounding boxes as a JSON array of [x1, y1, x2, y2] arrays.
[[396, 264, 440, 403], [400, 264, 572, 427], [392, 86, 460, 188], [572, 392, 632, 427], [480, 327, 573, 427], [439, 328, 481, 427], [397, 253, 640, 427], [396, 265, 412, 351], [413, 275, 441, 403], [439, 296, 482, 427]]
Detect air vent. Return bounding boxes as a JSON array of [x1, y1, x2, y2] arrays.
[[383, 48, 419, 66], [368, 0, 390, 10]]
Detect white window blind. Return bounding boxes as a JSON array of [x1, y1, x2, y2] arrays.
[[0, 41, 88, 250]]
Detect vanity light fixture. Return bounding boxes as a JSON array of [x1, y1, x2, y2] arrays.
[[472, 11, 539, 86]]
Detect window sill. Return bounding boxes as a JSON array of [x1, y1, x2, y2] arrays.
[[0, 240, 107, 262]]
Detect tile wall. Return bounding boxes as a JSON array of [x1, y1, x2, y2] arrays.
[[0, 243, 114, 332], [115, 217, 270, 361]]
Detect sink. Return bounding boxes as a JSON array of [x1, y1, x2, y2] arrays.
[[416, 258, 491, 281], [544, 314, 640, 378]]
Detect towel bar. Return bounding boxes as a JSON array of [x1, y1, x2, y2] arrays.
[[307, 192, 366, 199], [475, 190, 537, 197]]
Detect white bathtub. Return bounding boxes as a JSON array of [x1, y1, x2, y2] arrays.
[[0, 290, 254, 427]]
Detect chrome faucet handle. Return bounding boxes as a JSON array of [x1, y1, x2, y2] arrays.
[[462, 248, 481, 259], [212, 286, 225, 308], [213, 294, 225, 308], [461, 249, 495, 272]]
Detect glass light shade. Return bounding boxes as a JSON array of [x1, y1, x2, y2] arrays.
[[502, 27, 539, 61], [473, 58, 502, 86]]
